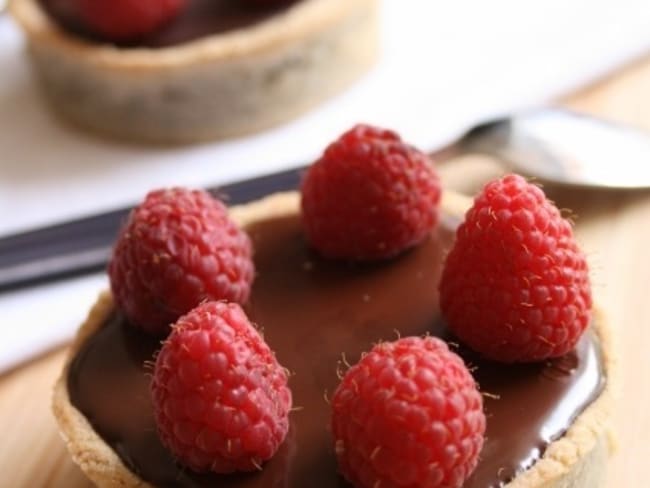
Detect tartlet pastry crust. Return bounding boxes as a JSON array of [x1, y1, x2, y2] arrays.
[[52, 191, 614, 487], [9, 0, 379, 143]]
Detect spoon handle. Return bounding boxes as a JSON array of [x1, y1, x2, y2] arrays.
[[0, 140, 467, 294], [0, 167, 304, 293]]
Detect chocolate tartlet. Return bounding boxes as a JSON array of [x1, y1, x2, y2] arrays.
[[52, 191, 612, 487], [9, 0, 379, 143]]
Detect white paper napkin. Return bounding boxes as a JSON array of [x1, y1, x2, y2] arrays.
[[1, 0, 650, 372]]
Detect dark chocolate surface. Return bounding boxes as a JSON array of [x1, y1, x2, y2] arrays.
[[41, 0, 300, 48], [68, 214, 605, 487]]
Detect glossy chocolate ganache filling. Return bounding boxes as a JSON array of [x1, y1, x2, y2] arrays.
[[40, 0, 301, 47], [68, 213, 605, 488]]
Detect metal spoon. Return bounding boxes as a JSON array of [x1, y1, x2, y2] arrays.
[[443, 108, 650, 189]]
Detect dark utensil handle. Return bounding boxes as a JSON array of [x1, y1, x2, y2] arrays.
[[0, 166, 304, 292]]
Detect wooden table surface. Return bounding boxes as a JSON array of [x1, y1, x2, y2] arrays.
[[3, 57, 650, 487]]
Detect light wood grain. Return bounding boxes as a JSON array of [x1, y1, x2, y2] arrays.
[[2, 57, 650, 487], [561, 58, 650, 487]]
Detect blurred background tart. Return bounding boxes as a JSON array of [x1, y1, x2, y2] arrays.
[[9, 0, 379, 143]]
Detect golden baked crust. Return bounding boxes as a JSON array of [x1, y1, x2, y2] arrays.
[[507, 311, 614, 488], [9, 0, 379, 143], [52, 191, 614, 487]]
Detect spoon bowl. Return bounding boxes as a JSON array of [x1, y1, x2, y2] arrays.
[[451, 108, 650, 189]]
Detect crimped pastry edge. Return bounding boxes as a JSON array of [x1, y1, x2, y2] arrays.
[[52, 191, 614, 487]]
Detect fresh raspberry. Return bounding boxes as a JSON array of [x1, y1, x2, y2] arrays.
[[439, 174, 592, 363], [331, 336, 485, 488], [72, 0, 188, 42], [150, 301, 292, 473], [301, 124, 442, 261], [241, 0, 294, 7], [108, 188, 254, 335]]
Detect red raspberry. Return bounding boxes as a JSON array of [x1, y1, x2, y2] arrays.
[[108, 188, 254, 335], [439, 174, 592, 363], [72, 0, 188, 41], [150, 301, 292, 473], [331, 336, 485, 488], [301, 124, 442, 261], [241, 0, 294, 7]]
